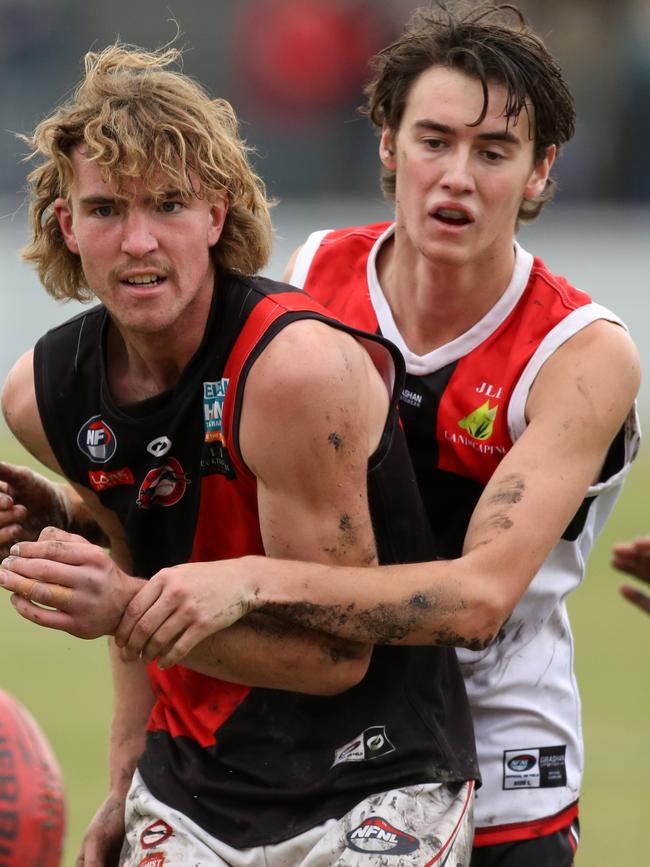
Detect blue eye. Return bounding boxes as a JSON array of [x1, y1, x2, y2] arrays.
[[94, 205, 114, 217], [160, 201, 183, 213]]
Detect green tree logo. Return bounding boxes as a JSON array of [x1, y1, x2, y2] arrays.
[[458, 400, 498, 441]]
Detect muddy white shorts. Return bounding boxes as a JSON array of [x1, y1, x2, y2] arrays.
[[120, 770, 474, 866]]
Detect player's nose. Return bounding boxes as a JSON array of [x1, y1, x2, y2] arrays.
[[439, 149, 476, 195], [120, 209, 158, 257]]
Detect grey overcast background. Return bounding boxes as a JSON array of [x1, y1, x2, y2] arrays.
[[1, 0, 648, 400]]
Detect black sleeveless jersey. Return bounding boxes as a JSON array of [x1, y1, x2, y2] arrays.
[[34, 274, 479, 847]]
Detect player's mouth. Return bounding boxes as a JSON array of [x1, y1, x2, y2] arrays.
[[431, 205, 474, 227], [120, 273, 167, 288]]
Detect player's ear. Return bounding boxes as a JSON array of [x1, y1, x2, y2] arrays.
[[379, 127, 397, 171], [524, 144, 557, 200], [207, 194, 228, 248], [53, 198, 80, 255]]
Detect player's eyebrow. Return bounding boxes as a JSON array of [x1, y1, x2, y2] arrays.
[[78, 195, 119, 206], [476, 130, 521, 145], [79, 189, 186, 207], [155, 189, 186, 200], [413, 119, 521, 145], [413, 119, 455, 135]]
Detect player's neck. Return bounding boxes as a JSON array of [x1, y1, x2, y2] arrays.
[[101, 270, 217, 404], [377, 234, 516, 355], [104, 311, 209, 406]]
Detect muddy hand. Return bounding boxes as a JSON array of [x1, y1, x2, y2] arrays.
[[0, 527, 144, 638], [0, 462, 69, 557]]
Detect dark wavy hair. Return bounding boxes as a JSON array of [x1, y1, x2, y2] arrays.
[[362, 1, 576, 221]]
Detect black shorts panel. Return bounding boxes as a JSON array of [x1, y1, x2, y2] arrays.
[[470, 819, 579, 867]]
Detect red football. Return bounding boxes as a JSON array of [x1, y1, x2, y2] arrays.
[[0, 689, 66, 866]]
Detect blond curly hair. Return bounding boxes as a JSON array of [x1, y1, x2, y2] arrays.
[[20, 43, 274, 301]]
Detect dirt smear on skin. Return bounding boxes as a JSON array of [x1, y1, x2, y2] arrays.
[[264, 592, 493, 649]]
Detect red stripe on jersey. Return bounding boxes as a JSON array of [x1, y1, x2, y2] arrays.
[[147, 665, 251, 747], [221, 289, 345, 475], [302, 227, 595, 489], [436, 261, 590, 485], [301, 224, 386, 332], [191, 473, 263, 560], [568, 824, 578, 854], [473, 801, 579, 846]]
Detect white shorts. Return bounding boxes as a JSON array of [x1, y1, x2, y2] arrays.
[[120, 770, 474, 866]]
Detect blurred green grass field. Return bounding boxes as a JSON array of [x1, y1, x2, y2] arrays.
[[0, 429, 648, 867]]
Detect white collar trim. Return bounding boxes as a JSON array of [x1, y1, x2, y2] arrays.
[[367, 223, 534, 375]]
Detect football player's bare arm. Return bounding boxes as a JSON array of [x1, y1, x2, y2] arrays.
[[443, 319, 641, 638], [0, 352, 106, 555], [0, 331, 382, 694], [79, 633, 154, 867], [281, 244, 303, 282], [2, 351, 67, 479], [143, 319, 638, 648], [115, 319, 387, 683], [0, 356, 149, 867], [0, 352, 139, 629]]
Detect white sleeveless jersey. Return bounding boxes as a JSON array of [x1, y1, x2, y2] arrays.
[[289, 222, 640, 844]]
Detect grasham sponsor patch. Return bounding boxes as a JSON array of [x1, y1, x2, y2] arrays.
[[346, 817, 420, 855], [503, 745, 567, 789]]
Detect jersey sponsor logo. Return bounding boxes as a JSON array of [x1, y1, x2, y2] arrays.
[[77, 415, 117, 463], [200, 442, 236, 480], [140, 819, 173, 849], [203, 379, 229, 444], [137, 458, 189, 509], [507, 754, 537, 773], [88, 466, 135, 492], [503, 745, 567, 789], [443, 429, 507, 456], [332, 725, 395, 767], [137, 854, 165, 867], [458, 399, 498, 441], [146, 436, 172, 458], [346, 817, 420, 855], [475, 380, 503, 399], [400, 387, 423, 408]]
